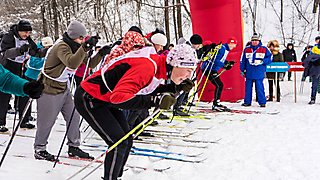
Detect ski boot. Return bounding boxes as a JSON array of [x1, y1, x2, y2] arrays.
[[68, 146, 94, 160], [34, 150, 56, 161]]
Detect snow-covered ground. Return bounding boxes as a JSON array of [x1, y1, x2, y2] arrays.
[[1, 76, 320, 180]]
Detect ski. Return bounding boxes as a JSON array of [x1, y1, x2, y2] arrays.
[[12, 154, 97, 168], [197, 108, 280, 115], [157, 118, 193, 123], [153, 124, 213, 130], [129, 152, 207, 163], [125, 165, 171, 172], [0, 132, 35, 138], [131, 147, 203, 157], [137, 135, 221, 144], [133, 139, 208, 148], [143, 129, 197, 136], [57, 155, 103, 163]]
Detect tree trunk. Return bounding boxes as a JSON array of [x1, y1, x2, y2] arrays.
[[176, 0, 183, 38], [164, 0, 170, 45], [41, 5, 48, 36], [173, 0, 178, 44], [52, 0, 59, 41]]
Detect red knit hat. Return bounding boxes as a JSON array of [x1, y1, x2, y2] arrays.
[[227, 37, 237, 44], [203, 40, 212, 46]]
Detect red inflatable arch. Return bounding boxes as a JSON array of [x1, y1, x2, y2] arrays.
[[189, 0, 245, 102]]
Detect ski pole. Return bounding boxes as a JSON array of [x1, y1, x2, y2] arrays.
[[79, 56, 91, 128], [183, 58, 212, 112], [66, 108, 163, 180], [67, 91, 182, 180], [0, 98, 32, 168], [183, 44, 222, 112], [12, 52, 28, 132], [51, 106, 77, 170], [78, 108, 164, 180], [195, 69, 226, 111]]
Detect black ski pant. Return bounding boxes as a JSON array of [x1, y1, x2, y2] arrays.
[[0, 60, 31, 126], [203, 70, 224, 102], [74, 86, 132, 180], [268, 79, 280, 101], [127, 109, 148, 130]]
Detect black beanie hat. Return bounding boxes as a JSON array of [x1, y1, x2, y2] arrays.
[[315, 36, 320, 41], [17, 20, 32, 31], [190, 34, 203, 44], [128, 26, 143, 36]]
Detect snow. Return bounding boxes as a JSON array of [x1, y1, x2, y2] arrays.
[[1, 74, 320, 180]]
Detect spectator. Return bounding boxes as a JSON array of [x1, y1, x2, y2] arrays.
[[240, 33, 273, 107], [282, 43, 297, 81], [266, 40, 284, 102]]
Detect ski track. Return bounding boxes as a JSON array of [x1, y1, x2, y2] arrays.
[[1, 88, 320, 179]]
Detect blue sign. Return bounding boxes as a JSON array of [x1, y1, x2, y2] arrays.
[[266, 62, 290, 72]]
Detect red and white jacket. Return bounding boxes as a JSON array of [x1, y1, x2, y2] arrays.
[[81, 47, 176, 110]]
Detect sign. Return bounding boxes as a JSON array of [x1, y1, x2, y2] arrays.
[[287, 62, 304, 72], [266, 62, 290, 72]]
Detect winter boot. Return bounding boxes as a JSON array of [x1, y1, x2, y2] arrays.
[[308, 97, 315, 105], [34, 150, 55, 161], [150, 120, 159, 126], [173, 109, 189, 116], [158, 113, 169, 119], [241, 103, 251, 107], [260, 104, 266, 108], [68, 146, 94, 159], [0, 126, 8, 132], [20, 122, 35, 129]]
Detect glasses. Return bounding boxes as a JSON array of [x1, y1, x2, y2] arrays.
[[133, 44, 144, 49]]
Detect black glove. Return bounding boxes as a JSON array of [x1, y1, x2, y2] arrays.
[[154, 93, 177, 110], [224, 61, 236, 70], [98, 45, 112, 56], [210, 43, 217, 50], [83, 35, 101, 51], [177, 79, 195, 93], [23, 80, 44, 99], [20, 44, 30, 54], [202, 45, 212, 57]]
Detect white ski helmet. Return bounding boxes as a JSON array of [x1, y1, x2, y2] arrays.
[[41, 37, 54, 47]]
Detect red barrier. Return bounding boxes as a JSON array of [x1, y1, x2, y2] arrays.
[[189, 0, 244, 102], [287, 62, 304, 72]]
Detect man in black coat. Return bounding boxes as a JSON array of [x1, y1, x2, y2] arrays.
[[0, 20, 47, 132], [282, 43, 297, 81]]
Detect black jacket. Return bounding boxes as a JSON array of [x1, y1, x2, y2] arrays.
[[0, 24, 47, 58], [282, 45, 297, 62]]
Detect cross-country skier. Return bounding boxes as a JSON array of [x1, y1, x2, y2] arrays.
[[74, 44, 196, 180], [201, 37, 237, 111], [33, 20, 110, 161]]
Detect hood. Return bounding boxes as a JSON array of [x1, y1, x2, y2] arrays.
[[267, 40, 280, 55]]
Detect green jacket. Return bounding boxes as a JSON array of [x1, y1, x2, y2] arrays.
[[40, 41, 103, 95], [0, 64, 27, 96]]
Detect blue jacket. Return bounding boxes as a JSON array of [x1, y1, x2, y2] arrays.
[[240, 42, 273, 79], [0, 64, 27, 96], [25, 42, 45, 80], [201, 43, 230, 72]]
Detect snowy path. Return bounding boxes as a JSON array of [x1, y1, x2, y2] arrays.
[[1, 85, 320, 180]]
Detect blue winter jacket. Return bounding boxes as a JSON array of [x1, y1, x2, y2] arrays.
[[0, 64, 27, 96], [25, 42, 45, 80], [240, 42, 273, 79], [201, 43, 230, 72]]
